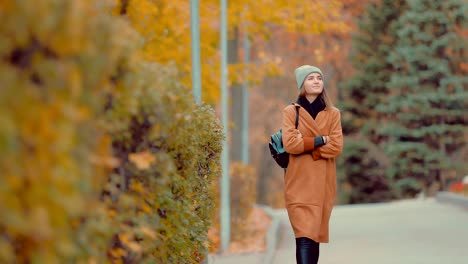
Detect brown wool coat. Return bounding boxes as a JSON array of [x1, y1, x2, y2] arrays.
[[282, 103, 343, 243]]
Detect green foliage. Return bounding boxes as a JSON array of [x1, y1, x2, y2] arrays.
[[338, 0, 467, 202], [337, 0, 407, 203], [104, 61, 223, 263], [337, 140, 393, 204], [341, 0, 407, 135], [382, 0, 467, 196]]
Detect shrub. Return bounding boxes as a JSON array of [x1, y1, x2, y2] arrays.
[[0, 1, 125, 262], [0, 1, 223, 263], [450, 181, 468, 197], [104, 62, 223, 263]]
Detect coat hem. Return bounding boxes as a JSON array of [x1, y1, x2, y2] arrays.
[[294, 233, 329, 243]]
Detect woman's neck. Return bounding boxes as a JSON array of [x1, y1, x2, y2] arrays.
[[305, 94, 318, 103]]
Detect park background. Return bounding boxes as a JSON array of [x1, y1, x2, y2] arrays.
[[0, 0, 466, 263]]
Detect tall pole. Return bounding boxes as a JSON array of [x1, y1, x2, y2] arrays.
[[241, 13, 249, 165], [220, 0, 230, 252], [191, 2, 206, 262], [190, 0, 201, 104]]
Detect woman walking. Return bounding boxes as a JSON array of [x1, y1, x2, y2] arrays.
[[282, 65, 343, 264]]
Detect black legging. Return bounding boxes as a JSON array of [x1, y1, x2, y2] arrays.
[[296, 237, 320, 264]]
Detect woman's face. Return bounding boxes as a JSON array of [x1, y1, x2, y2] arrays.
[[303, 73, 323, 96]]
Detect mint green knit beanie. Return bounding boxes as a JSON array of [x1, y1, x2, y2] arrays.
[[294, 65, 324, 90]]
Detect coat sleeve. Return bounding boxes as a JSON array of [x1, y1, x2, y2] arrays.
[[312, 110, 343, 160], [282, 107, 317, 154]]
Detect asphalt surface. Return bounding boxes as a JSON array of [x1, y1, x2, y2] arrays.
[[273, 199, 468, 264], [210, 198, 468, 264]]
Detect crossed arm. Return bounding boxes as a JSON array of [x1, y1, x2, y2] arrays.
[[311, 110, 343, 160], [282, 107, 343, 159]]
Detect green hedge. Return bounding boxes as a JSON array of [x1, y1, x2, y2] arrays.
[[0, 1, 223, 263], [104, 62, 223, 263]]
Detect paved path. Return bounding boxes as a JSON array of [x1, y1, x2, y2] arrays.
[[273, 199, 468, 264], [208, 252, 263, 264]]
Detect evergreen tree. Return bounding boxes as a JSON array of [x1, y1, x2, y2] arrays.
[[379, 0, 467, 197], [337, 0, 407, 203], [337, 140, 394, 204], [341, 0, 407, 137]]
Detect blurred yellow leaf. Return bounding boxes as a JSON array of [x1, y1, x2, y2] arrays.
[[126, 241, 142, 253], [140, 227, 156, 239], [129, 151, 156, 170], [31, 207, 52, 239], [109, 248, 127, 258], [130, 182, 144, 193], [108, 209, 117, 217], [89, 154, 120, 168], [118, 234, 130, 245], [141, 203, 152, 214], [119, 234, 141, 253]]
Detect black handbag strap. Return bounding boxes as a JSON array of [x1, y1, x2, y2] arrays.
[[284, 104, 300, 174], [293, 104, 300, 129]]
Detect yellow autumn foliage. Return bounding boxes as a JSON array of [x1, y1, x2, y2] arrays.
[[0, 0, 126, 262], [1, 0, 223, 263], [116, 0, 346, 103], [1, 0, 350, 262]]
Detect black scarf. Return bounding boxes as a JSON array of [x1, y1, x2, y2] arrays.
[[298, 95, 326, 120]]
